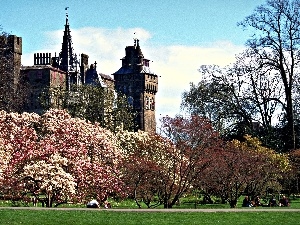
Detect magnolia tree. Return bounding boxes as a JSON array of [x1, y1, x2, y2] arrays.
[[0, 109, 124, 207], [200, 135, 291, 207], [21, 154, 76, 207], [159, 115, 223, 208], [0, 111, 40, 199], [236, 136, 291, 198], [116, 129, 177, 208]]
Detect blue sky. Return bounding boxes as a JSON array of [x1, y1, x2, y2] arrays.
[[1, 0, 265, 122]]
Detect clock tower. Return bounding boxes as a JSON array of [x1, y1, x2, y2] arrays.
[[113, 39, 158, 132]]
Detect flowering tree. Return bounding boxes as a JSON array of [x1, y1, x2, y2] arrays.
[[199, 141, 255, 207], [238, 136, 290, 198], [287, 149, 300, 194], [200, 135, 291, 207], [0, 111, 40, 199], [158, 115, 222, 208], [117, 129, 176, 208], [0, 109, 124, 207], [21, 154, 76, 207]]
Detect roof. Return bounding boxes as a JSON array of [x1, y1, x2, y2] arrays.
[[99, 73, 114, 81], [113, 66, 155, 75], [21, 65, 66, 73]]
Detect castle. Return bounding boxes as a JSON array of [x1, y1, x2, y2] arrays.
[[1, 12, 158, 133]]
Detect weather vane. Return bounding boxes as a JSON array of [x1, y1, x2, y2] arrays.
[[133, 32, 139, 46], [65, 7, 69, 17]]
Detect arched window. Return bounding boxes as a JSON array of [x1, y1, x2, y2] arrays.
[[128, 96, 134, 106], [145, 96, 149, 109], [151, 97, 155, 110]]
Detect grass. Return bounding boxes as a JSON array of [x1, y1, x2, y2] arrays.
[[2, 194, 300, 209], [1, 196, 300, 225], [0, 209, 299, 225]]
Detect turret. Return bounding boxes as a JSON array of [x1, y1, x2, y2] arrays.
[[113, 39, 158, 132]]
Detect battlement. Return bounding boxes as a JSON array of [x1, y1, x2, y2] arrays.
[[0, 35, 22, 55], [34, 53, 52, 65], [8, 35, 22, 55]]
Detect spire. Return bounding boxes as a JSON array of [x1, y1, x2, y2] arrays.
[[59, 7, 77, 73], [58, 7, 81, 89], [133, 38, 143, 56]]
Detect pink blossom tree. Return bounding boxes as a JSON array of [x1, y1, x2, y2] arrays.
[[117, 129, 175, 208], [0, 109, 124, 207]]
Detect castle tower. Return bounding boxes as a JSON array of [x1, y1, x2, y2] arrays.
[[113, 39, 158, 132], [7, 35, 22, 87], [0, 35, 22, 90]]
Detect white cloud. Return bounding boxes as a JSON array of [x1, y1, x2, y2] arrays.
[[146, 42, 244, 119], [21, 27, 244, 122]]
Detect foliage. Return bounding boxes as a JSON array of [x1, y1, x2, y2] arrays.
[[181, 58, 288, 152], [233, 135, 291, 200], [181, 65, 254, 139], [0, 109, 124, 207], [287, 149, 300, 193], [159, 114, 223, 208], [182, 0, 300, 152], [0, 109, 293, 209], [40, 84, 137, 132], [116, 129, 176, 208], [199, 135, 291, 207], [238, 0, 300, 150]]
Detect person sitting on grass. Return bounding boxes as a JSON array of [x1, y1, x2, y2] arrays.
[[279, 196, 290, 207], [242, 196, 252, 207], [268, 195, 277, 207], [86, 199, 100, 208], [104, 200, 111, 208], [253, 195, 262, 207]]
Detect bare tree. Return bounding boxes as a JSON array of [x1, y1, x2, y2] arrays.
[[238, 0, 300, 150]]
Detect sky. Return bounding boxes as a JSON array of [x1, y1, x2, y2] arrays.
[[0, 0, 266, 124]]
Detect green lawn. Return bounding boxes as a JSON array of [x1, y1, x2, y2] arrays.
[[2, 195, 300, 209], [0, 209, 299, 225], [1, 196, 300, 225]]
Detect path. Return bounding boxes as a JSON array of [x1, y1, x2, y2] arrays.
[[1, 207, 300, 212]]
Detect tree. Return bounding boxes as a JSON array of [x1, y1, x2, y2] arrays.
[[238, 0, 300, 150], [181, 65, 254, 139], [40, 84, 137, 132], [199, 135, 290, 207], [21, 154, 76, 207], [117, 129, 174, 208], [0, 109, 124, 207], [286, 149, 300, 194], [199, 141, 252, 208], [159, 114, 222, 208], [181, 63, 282, 149], [182, 0, 300, 152]]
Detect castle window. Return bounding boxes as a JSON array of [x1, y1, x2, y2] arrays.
[[128, 96, 134, 106], [148, 97, 152, 110], [150, 97, 155, 110], [145, 96, 149, 109], [143, 59, 149, 67]]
